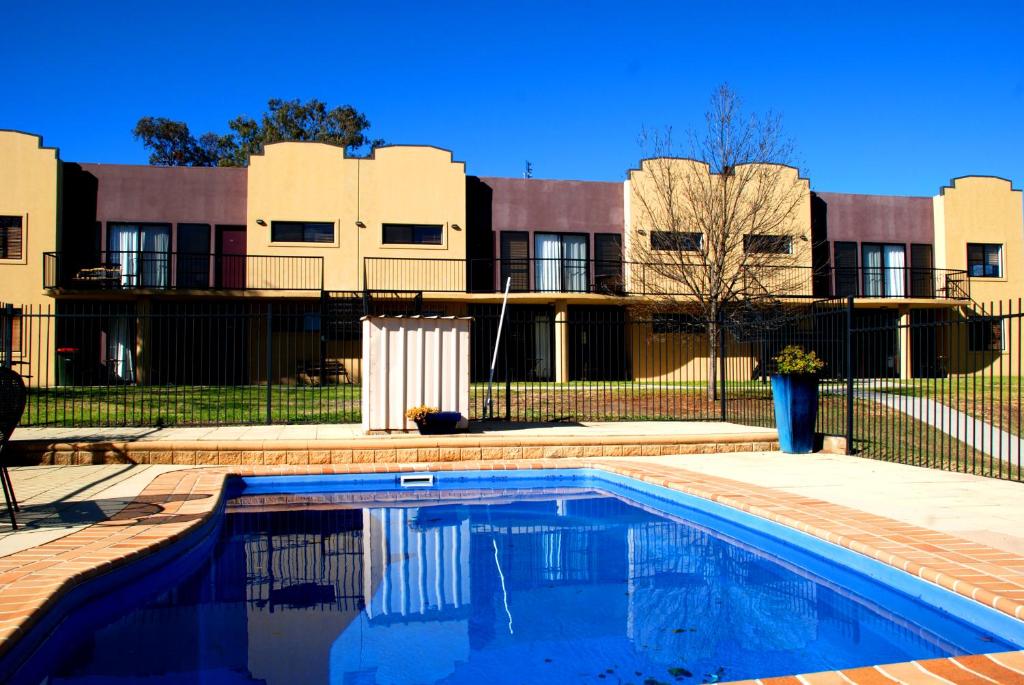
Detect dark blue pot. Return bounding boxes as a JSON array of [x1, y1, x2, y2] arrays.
[[416, 411, 463, 435], [770, 374, 819, 454]]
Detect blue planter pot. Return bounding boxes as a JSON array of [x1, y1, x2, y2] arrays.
[[770, 374, 819, 454], [416, 411, 463, 435]]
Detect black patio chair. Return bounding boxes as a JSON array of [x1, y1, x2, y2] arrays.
[[0, 367, 27, 529]]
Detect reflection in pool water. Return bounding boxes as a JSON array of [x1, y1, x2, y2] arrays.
[[26, 487, 1018, 684]]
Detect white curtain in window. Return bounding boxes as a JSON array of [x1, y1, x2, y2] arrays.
[[884, 245, 905, 297], [535, 234, 561, 291], [141, 226, 170, 288], [533, 314, 552, 380], [562, 235, 588, 292], [109, 224, 139, 286], [109, 316, 135, 383], [862, 245, 882, 297]]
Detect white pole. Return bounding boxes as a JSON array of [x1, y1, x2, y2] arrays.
[[485, 277, 512, 418]]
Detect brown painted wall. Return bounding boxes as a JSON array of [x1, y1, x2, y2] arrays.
[[481, 177, 623, 234], [70, 164, 247, 252], [814, 191, 933, 245]]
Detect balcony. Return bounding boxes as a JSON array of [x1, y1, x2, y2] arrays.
[[364, 257, 972, 302], [43, 252, 324, 292], [364, 257, 702, 296], [822, 266, 970, 300]]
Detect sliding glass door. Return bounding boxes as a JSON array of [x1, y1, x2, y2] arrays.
[[107, 223, 171, 288], [862, 244, 905, 297], [534, 233, 588, 292]]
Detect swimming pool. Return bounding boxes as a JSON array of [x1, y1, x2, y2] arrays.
[[6, 468, 1023, 684]]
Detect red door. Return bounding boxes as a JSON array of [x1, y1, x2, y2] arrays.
[[216, 225, 246, 289]]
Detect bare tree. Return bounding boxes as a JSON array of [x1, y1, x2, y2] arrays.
[[627, 84, 811, 398]]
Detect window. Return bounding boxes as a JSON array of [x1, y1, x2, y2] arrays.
[[861, 243, 906, 297], [594, 234, 623, 294], [652, 313, 704, 334], [0, 307, 22, 355], [0, 216, 23, 260], [535, 233, 588, 292], [910, 243, 934, 298], [833, 241, 858, 297], [651, 231, 702, 251], [382, 223, 443, 245], [107, 223, 171, 287], [969, 316, 1004, 352], [271, 221, 334, 243], [499, 231, 530, 292], [967, 243, 1002, 278], [744, 234, 792, 254]]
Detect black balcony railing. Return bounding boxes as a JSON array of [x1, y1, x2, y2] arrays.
[[363, 257, 707, 296], [364, 257, 972, 301], [823, 266, 970, 300], [43, 252, 324, 292]]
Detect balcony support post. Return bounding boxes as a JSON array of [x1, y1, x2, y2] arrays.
[[135, 300, 151, 386], [898, 305, 912, 380], [554, 302, 570, 384]]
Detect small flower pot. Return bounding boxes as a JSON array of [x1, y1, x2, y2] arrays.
[[414, 411, 463, 435], [771, 374, 819, 454]]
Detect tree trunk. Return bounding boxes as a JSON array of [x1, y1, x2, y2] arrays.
[[707, 316, 718, 403]]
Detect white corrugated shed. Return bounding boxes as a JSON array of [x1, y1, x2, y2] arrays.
[[361, 316, 472, 432]]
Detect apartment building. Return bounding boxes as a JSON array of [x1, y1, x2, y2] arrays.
[[1, 129, 1021, 388]]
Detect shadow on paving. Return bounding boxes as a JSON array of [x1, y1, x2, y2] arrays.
[[468, 419, 586, 432], [8, 493, 212, 530]]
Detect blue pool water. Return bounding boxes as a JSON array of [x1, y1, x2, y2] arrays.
[[7, 470, 1023, 684]]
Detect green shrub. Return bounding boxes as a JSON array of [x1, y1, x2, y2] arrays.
[[773, 345, 825, 375]]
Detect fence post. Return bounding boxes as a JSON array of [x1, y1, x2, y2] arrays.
[[1, 304, 12, 369], [266, 302, 273, 425], [718, 310, 727, 422], [504, 326, 511, 421], [845, 295, 855, 454]]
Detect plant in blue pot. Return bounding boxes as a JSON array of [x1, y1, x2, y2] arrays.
[[771, 345, 825, 454], [405, 405, 463, 435]]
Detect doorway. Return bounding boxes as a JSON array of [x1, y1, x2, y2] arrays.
[[215, 225, 246, 289]]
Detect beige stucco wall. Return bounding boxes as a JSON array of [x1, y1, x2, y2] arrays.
[[934, 176, 1024, 305], [629, 324, 758, 382], [246, 143, 466, 292], [0, 131, 59, 309], [623, 159, 812, 300], [934, 176, 1024, 373]]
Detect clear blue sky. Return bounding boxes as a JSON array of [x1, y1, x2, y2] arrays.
[[2, 1, 1021, 196]]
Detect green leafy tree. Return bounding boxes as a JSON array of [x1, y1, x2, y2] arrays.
[[133, 98, 383, 167]]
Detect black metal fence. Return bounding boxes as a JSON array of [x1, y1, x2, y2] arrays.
[[1, 297, 1021, 482], [839, 299, 1023, 481], [721, 297, 1022, 481], [43, 252, 324, 291], [1, 300, 361, 426]]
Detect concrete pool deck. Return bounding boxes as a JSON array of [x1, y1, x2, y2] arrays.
[[0, 454, 1022, 684], [7, 420, 784, 465]]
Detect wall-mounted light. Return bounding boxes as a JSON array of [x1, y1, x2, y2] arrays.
[[355, 221, 366, 228], [451, 223, 462, 231], [256, 218, 267, 226]]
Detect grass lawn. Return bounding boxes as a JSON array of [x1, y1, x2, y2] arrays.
[[848, 397, 1020, 480], [23, 385, 362, 427], [19, 380, 1022, 483], [863, 377, 1023, 438]]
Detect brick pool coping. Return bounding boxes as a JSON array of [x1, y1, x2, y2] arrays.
[[9, 430, 781, 465], [0, 459, 1021, 684]]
